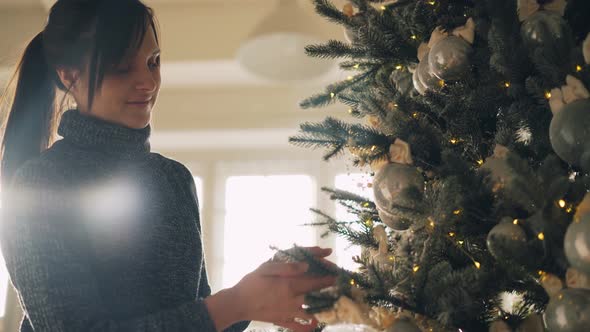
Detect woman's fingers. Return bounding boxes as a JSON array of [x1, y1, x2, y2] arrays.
[[258, 261, 309, 277], [289, 275, 337, 294], [300, 246, 332, 257]]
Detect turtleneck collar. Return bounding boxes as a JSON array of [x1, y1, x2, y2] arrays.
[[57, 109, 151, 155]]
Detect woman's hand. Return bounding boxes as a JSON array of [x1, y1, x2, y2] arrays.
[[237, 247, 335, 331], [205, 247, 336, 332]]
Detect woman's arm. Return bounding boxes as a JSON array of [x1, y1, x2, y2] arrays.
[[0, 161, 219, 332]]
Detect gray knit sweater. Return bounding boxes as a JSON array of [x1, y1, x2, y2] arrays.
[[0, 109, 250, 332]]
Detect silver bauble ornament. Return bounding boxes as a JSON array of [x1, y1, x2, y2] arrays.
[[520, 11, 570, 50], [344, 26, 361, 44], [373, 163, 423, 230], [417, 53, 441, 92], [564, 214, 590, 275], [486, 220, 528, 262], [377, 208, 412, 231], [549, 99, 590, 171], [428, 36, 472, 81], [390, 69, 414, 95], [412, 68, 428, 95], [543, 288, 590, 332], [386, 318, 422, 332]]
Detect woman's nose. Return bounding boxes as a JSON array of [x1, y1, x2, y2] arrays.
[[135, 69, 158, 92]]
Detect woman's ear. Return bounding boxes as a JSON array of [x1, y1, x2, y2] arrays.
[[55, 67, 80, 92]]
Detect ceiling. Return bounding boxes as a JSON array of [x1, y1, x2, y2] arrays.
[[0, 0, 354, 151]]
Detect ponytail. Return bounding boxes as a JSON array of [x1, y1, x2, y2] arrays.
[[0, 32, 59, 187]]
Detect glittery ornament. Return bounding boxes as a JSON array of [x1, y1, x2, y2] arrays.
[[543, 288, 590, 332], [481, 145, 514, 192], [549, 99, 590, 171], [428, 36, 472, 81], [390, 68, 415, 95]]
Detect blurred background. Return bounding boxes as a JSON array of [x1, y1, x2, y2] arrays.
[[0, 0, 372, 330]]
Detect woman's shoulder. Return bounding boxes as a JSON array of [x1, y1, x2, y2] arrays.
[[10, 147, 69, 188], [148, 152, 193, 179]]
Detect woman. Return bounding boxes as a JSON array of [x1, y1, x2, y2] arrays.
[[0, 1, 335, 331]]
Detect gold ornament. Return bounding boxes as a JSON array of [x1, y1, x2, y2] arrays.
[[389, 138, 414, 165], [369, 306, 398, 330], [549, 75, 590, 114], [314, 296, 375, 327], [566, 267, 590, 290], [540, 272, 564, 297], [574, 193, 590, 222], [370, 225, 395, 267]]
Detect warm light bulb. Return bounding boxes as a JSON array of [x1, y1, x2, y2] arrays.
[[411, 35, 417, 40], [545, 91, 552, 99], [413, 265, 420, 272], [395, 65, 403, 70], [354, 64, 360, 69], [538, 232, 545, 240], [558, 199, 566, 208], [476, 159, 484, 166], [504, 82, 511, 88], [449, 232, 456, 237], [330, 92, 335, 98], [453, 209, 462, 215], [474, 261, 481, 269], [576, 65, 583, 72], [513, 219, 518, 225]]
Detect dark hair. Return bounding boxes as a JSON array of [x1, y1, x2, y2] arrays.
[[0, 0, 159, 186]]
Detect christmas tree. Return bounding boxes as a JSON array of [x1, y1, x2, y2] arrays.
[[284, 0, 590, 331]]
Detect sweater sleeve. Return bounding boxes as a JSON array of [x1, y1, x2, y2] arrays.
[[186, 166, 251, 332], [0, 161, 218, 332]]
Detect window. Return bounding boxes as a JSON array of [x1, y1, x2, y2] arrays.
[[193, 176, 203, 211], [333, 173, 374, 271], [221, 175, 315, 289]]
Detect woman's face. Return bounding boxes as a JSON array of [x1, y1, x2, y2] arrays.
[[60, 26, 161, 129]]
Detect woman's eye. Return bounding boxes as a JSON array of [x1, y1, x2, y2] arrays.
[[149, 57, 160, 69]]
